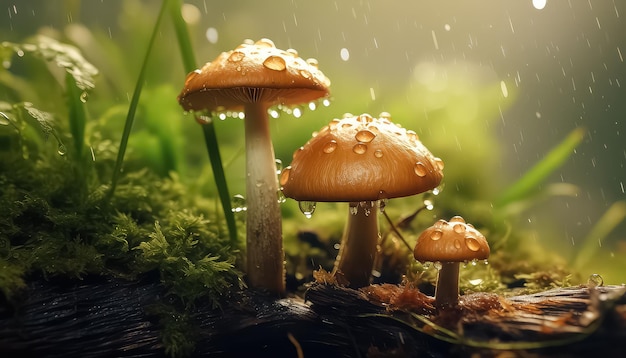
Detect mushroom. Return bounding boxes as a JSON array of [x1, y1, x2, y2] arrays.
[[413, 216, 490, 309], [178, 38, 331, 295], [281, 113, 444, 288]]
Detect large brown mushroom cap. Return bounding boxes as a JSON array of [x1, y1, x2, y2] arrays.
[[414, 216, 490, 263], [280, 113, 444, 202], [178, 38, 331, 112]]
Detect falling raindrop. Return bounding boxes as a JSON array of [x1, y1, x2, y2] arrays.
[[299, 201, 317, 218], [205, 27, 219, 44], [340, 47, 350, 61]]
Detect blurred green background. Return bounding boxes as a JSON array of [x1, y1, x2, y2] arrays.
[[1, 0, 624, 283]]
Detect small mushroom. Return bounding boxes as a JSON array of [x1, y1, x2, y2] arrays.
[[413, 216, 490, 309], [178, 38, 330, 295], [281, 113, 444, 288]]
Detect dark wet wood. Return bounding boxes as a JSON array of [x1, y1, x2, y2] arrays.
[[1, 277, 625, 357]]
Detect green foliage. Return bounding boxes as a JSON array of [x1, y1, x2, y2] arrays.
[[0, 34, 243, 311]]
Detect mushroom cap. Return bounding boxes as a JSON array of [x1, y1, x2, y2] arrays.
[[413, 216, 490, 263], [280, 113, 444, 202], [178, 38, 331, 112]]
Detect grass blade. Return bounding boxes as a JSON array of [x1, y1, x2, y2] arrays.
[[167, 0, 238, 247], [496, 127, 585, 208], [108, 0, 168, 200]]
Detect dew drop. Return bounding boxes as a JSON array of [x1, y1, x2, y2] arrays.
[[352, 143, 367, 154], [449, 216, 465, 223], [279, 167, 290, 186], [414, 162, 427, 177], [277, 190, 286, 204], [587, 273, 604, 288], [275, 158, 283, 175], [430, 229, 443, 241], [453, 224, 466, 234], [286, 48, 299, 57], [374, 149, 383, 158], [255, 38, 275, 48], [434, 157, 445, 171], [323, 140, 338, 153], [378, 198, 387, 212], [433, 261, 442, 270], [57, 144, 67, 156], [299, 69, 312, 79], [263, 55, 287, 71], [468, 278, 483, 286], [228, 51, 245, 62], [406, 130, 419, 142], [357, 113, 373, 123], [299, 201, 317, 218], [379, 111, 392, 120], [355, 129, 376, 143], [79, 91, 88, 103], [422, 192, 436, 210], [434, 219, 446, 229], [306, 58, 319, 68], [453, 239, 462, 249], [349, 202, 359, 215], [231, 194, 247, 213], [0, 112, 10, 125], [465, 236, 481, 251]]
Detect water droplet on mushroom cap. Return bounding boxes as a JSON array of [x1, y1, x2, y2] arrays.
[[263, 55, 287, 71], [430, 229, 443, 241], [355, 129, 376, 143], [279, 167, 291, 186], [465, 236, 481, 251], [453, 223, 466, 233], [353, 143, 368, 154], [228, 51, 245, 62], [323, 140, 338, 153], [414, 162, 427, 177]]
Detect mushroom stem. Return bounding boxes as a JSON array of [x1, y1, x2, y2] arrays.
[[244, 102, 285, 296], [333, 202, 379, 288], [434, 261, 460, 308]]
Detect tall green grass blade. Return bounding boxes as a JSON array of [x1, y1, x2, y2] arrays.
[[108, 0, 169, 200], [496, 127, 586, 208], [167, 0, 238, 247], [572, 201, 626, 270], [65, 73, 86, 158]]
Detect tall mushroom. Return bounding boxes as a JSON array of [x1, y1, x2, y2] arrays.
[[413, 216, 490, 309], [178, 38, 330, 295], [281, 113, 444, 288]]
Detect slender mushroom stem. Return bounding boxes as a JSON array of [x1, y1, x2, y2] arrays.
[[435, 261, 461, 308], [243, 102, 285, 296], [333, 202, 379, 288]]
